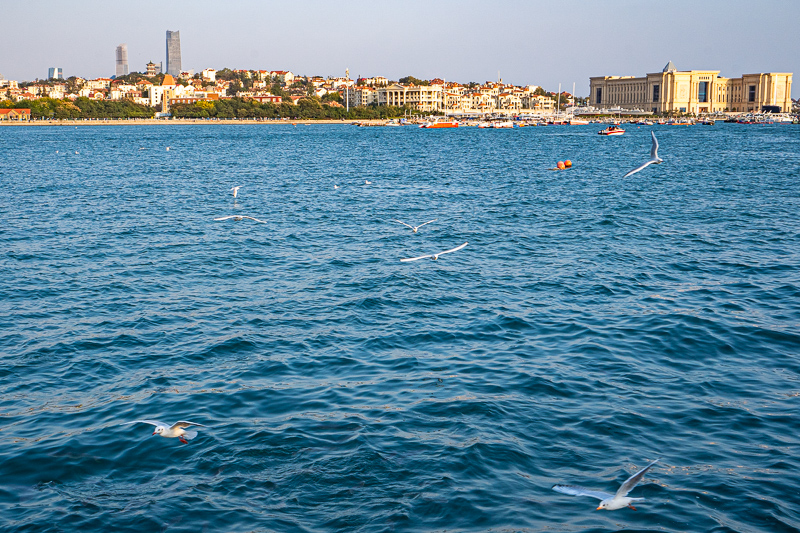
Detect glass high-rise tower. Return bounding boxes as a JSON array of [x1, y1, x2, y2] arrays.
[[166, 31, 181, 77], [115, 44, 129, 77]]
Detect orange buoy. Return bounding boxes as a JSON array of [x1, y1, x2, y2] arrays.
[[564, 160, 572, 168], [557, 161, 566, 170]]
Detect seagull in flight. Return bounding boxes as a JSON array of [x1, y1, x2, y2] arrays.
[[401, 242, 468, 262], [552, 458, 660, 511], [623, 131, 663, 177], [214, 215, 267, 224], [230, 185, 243, 198], [123, 420, 208, 444], [365, 180, 372, 185], [394, 219, 437, 233]]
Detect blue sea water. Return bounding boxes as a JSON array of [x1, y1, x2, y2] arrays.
[[1, 122, 799, 532]]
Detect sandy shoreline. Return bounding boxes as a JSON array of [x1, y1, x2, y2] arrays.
[[0, 118, 380, 126]]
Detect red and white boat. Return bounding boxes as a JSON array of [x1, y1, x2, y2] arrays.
[[420, 120, 459, 128], [598, 125, 625, 136]]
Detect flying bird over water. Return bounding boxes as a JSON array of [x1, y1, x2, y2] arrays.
[[552, 458, 660, 511], [401, 242, 468, 262], [230, 185, 243, 198], [623, 131, 663, 177], [214, 215, 267, 224], [123, 420, 209, 444], [393, 219, 437, 233]]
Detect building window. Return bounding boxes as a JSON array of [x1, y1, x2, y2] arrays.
[[698, 81, 708, 103], [652, 85, 660, 102], [748, 85, 756, 102], [596, 87, 602, 104]]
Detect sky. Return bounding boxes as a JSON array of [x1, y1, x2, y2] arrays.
[[2, 0, 798, 98]]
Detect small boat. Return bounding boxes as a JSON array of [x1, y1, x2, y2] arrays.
[[420, 120, 459, 128], [598, 125, 625, 136], [569, 118, 590, 125]]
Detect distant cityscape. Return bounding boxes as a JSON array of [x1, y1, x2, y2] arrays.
[[0, 30, 797, 120]]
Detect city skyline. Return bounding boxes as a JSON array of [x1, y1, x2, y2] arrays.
[[2, 0, 798, 97]]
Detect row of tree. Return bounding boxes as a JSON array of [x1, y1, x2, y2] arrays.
[[0, 97, 154, 119], [170, 96, 415, 120]]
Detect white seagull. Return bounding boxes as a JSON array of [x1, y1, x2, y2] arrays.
[[230, 185, 243, 198], [401, 242, 468, 262], [365, 180, 372, 185], [123, 420, 208, 444], [214, 215, 267, 224], [393, 219, 437, 233], [552, 458, 660, 511], [623, 131, 663, 177]]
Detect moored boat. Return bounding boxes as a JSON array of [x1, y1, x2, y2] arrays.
[[420, 120, 459, 128]]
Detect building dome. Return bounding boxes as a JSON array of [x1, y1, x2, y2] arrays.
[[663, 60, 677, 72]]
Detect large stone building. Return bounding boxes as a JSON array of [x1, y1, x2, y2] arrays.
[[590, 62, 792, 114]]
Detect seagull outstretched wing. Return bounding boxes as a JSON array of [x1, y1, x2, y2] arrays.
[[552, 485, 614, 501], [623, 160, 656, 178], [393, 219, 415, 230], [650, 131, 659, 160], [400, 254, 434, 262], [123, 420, 166, 428], [170, 421, 208, 430], [616, 458, 659, 497]]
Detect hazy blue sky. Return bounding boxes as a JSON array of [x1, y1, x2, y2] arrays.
[[2, 0, 798, 97]]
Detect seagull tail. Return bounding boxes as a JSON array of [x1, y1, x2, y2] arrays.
[[183, 430, 198, 440]]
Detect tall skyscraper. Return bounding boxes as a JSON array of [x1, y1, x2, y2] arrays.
[[48, 67, 63, 80], [116, 44, 129, 77], [166, 30, 182, 77]]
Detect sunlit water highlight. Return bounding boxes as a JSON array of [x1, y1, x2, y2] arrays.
[[1, 123, 799, 532]]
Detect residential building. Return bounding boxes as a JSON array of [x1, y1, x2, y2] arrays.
[[0, 108, 31, 120], [115, 44, 129, 77], [270, 71, 294, 84], [202, 69, 216, 82], [590, 61, 793, 114], [166, 31, 182, 77], [48, 67, 63, 80], [378, 84, 442, 112]]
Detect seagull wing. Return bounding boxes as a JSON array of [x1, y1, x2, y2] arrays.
[[622, 160, 655, 178], [170, 421, 208, 430], [241, 216, 267, 223], [214, 216, 237, 221], [416, 219, 438, 229], [437, 242, 468, 256], [400, 254, 433, 262], [650, 131, 659, 160], [393, 219, 414, 230], [552, 485, 614, 501], [616, 458, 659, 497], [123, 419, 166, 428]]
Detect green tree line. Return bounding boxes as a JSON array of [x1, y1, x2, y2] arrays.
[[0, 97, 154, 119], [169, 96, 415, 120]]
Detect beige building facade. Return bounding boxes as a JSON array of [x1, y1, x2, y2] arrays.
[[590, 61, 792, 114]]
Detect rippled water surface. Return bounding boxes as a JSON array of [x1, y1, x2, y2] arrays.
[[1, 123, 799, 532]]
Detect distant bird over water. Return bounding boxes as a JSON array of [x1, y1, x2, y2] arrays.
[[231, 185, 243, 198], [123, 420, 209, 444], [401, 242, 468, 262], [365, 180, 372, 185], [393, 218, 437, 233], [214, 215, 267, 224], [552, 458, 660, 511], [623, 131, 663, 177]]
